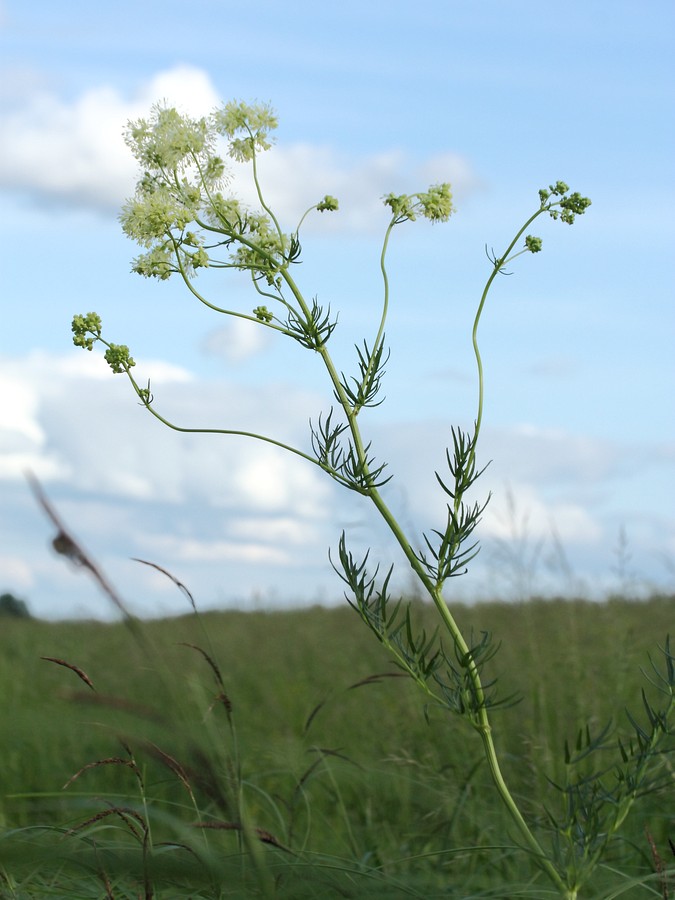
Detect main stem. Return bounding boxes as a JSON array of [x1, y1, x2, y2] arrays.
[[277, 262, 567, 894], [367, 487, 563, 888], [166, 183, 570, 892]]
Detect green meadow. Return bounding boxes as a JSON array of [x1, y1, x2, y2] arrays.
[[1, 595, 673, 898]]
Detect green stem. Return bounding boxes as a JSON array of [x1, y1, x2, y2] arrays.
[[374, 218, 396, 356], [270, 267, 565, 892], [346, 448, 566, 889], [112, 358, 326, 472], [168, 232, 296, 341], [190, 191, 569, 891], [343, 215, 397, 411], [249, 139, 285, 245], [280, 205, 569, 893], [471, 204, 549, 451]]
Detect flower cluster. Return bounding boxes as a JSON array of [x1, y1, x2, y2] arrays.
[[131, 245, 175, 280], [212, 100, 278, 162], [119, 102, 300, 289], [253, 306, 273, 323], [72, 313, 135, 374], [539, 181, 592, 224], [417, 183, 455, 222], [103, 343, 135, 374], [121, 187, 197, 246], [383, 183, 454, 224], [317, 195, 339, 213], [125, 105, 215, 173], [525, 235, 543, 253], [120, 104, 232, 284], [71, 312, 102, 350]]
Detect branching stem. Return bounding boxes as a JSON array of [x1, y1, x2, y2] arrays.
[[77, 106, 595, 897]]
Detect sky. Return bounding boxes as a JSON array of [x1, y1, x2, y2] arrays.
[[1, 0, 673, 620]]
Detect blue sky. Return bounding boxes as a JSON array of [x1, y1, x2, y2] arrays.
[[1, 0, 673, 619]]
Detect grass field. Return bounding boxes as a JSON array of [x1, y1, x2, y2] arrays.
[[0, 594, 673, 898]]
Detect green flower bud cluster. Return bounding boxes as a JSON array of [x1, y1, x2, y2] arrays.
[[73, 313, 135, 375], [104, 343, 135, 374], [253, 306, 273, 322], [190, 247, 210, 269], [383, 192, 416, 220], [71, 312, 102, 350], [555, 192, 592, 224], [539, 181, 592, 224], [417, 183, 455, 222], [232, 216, 290, 284], [525, 235, 543, 253], [384, 183, 454, 224], [317, 195, 339, 213], [538, 181, 569, 205], [131, 245, 175, 280]]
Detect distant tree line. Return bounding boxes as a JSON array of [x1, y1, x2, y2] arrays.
[[0, 592, 31, 618]]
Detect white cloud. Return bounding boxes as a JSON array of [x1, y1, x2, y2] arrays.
[[141, 534, 291, 566], [0, 371, 44, 444], [371, 416, 672, 591], [0, 65, 478, 230], [0, 350, 193, 484], [0, 65, 220, 210], [0, 349, 343, 616], [229, 516, 317, 545], [1, 351, 671, 618], [229, 145, 478, 233], [202, 318, 271, 364], [54, 348, 194, 384], [481, 481, 602, 543], [0, 350, 331, 511], [483, 423, 620, 486], [0, 554, 34, 590]]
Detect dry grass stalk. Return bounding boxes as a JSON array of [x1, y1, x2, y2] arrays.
[[192, 820, 292, 853], [62, 756, 141, 790], [41, 656, 96, 691]]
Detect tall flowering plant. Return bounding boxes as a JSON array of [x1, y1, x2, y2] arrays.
[[73, 102, 674, 897]]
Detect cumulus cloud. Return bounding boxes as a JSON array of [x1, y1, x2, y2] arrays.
[[0, 350, 330, 509], [0, 65, 477, 229], [1, 351, 671, 618], [0, 370, 44, 445], [0, 554, 33, 591], [374, 419, 625, 528], [0, 349, 347, 617], [229, 516, 318, 545], [229, 145, 478, 234], [202, 318, 271, 364], [481, 481, 602, 543], [0, 65, 219, 210], [140, 534, 291, 566], [371, 417, 673, 595]]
